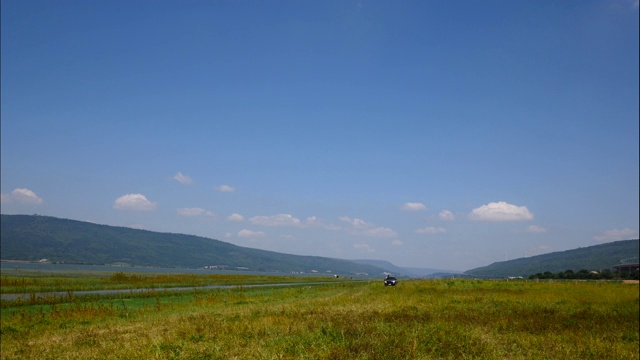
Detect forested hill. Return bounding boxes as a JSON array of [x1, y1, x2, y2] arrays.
[[464, 239, 639, 277], [0, 214, 386, 275]]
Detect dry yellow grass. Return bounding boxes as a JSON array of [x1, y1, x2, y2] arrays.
[[1, 279, 638, 359]]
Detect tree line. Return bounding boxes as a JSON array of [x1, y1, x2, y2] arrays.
[[528, 268, 639, 280]]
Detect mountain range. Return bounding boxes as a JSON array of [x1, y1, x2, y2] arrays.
[[0, 214, 386, 276], [464, 239, 639, 277], [1, 214, 636, 278]]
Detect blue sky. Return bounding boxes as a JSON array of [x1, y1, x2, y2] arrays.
[[2, 0, 638, 271]]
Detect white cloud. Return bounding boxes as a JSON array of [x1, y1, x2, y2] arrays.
[[250, 214, 302, 227], [227, 213, 244, 222], [339, 216, 397, 238], [305, 216, 319, 225], [339, 216, 369, 228], [177, 207, 216, 217], [305, 216, 341, 231], [469, 201, 533, 221], [364, 227, 398, 238], [3, 188, 44, 205], [353, 242, 375, 252], [402, 202, 426, 211], [113, 194, 157, 211], [391, 239, 404, 246], [238, 229, 265, 238], [216, 185, 236, 193], [177, 207, 205, 217], [173, 172, 193, 185], [525, 225, 547, 234], [439, 210, 455, 221], [415, 226, 447, 234], [594, 228, 638, 242]]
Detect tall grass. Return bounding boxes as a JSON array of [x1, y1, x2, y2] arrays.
[[1, 271, 330, 294], [1, 279, 638, 359]]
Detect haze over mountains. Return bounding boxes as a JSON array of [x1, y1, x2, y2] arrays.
[[1, 215, 636, 278]]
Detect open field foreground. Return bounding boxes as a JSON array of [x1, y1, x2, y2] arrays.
[[1, 276, 638, 359]]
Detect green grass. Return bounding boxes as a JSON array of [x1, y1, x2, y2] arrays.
[[0, 270, 331, 294], [1, 277, 638, 359]]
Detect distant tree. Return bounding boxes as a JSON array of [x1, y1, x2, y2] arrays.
[[600, 269, 613, 279], [576, 269, 590, 279], [588, 271, 601, 280]]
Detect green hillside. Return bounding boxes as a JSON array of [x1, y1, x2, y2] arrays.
[[464, 239, 639, 277], [0, 214, 386, 275]]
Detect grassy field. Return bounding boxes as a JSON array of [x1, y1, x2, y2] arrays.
[[0, 270, 331, 294], [1, 273, 638, 359]]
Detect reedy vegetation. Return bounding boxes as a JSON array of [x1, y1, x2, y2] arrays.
[[0, 272, 327, 294], [1, 276, 638, 359]]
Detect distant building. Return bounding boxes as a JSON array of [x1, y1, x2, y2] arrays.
[[613, 263, 639, 274], [204, 265, 229, 270]]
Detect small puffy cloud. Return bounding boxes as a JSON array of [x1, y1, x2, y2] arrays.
[[439, 210, 455, 221], [364, 227, 398, 238], [339, 216, 369, 228], [391, 239, 404, 246], [525, 225, 547, 234], [216, 185, 236, 193], [353, 242, 375, 252], [469, 201, 533, 221], [3, 188, 44, 204], [305, 216, 341, 231], [305, 216, 319, 225], [238, 229, 265, 238], [177, 207, 205, 217], [402, 202, 426, 211], [250, 214, 302, 227], [173, 172, 193, 185], [227, 213, 244, 222], [113, 194, 157, 211], [177, 207, 216, 217], [339, 216, 397, 238], [594, 228, 638, 242], [415, 226, 446, 234]]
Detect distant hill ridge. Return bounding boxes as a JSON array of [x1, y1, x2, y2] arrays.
[[0, 214, 386, 275], [464, 239, 639, 277]]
